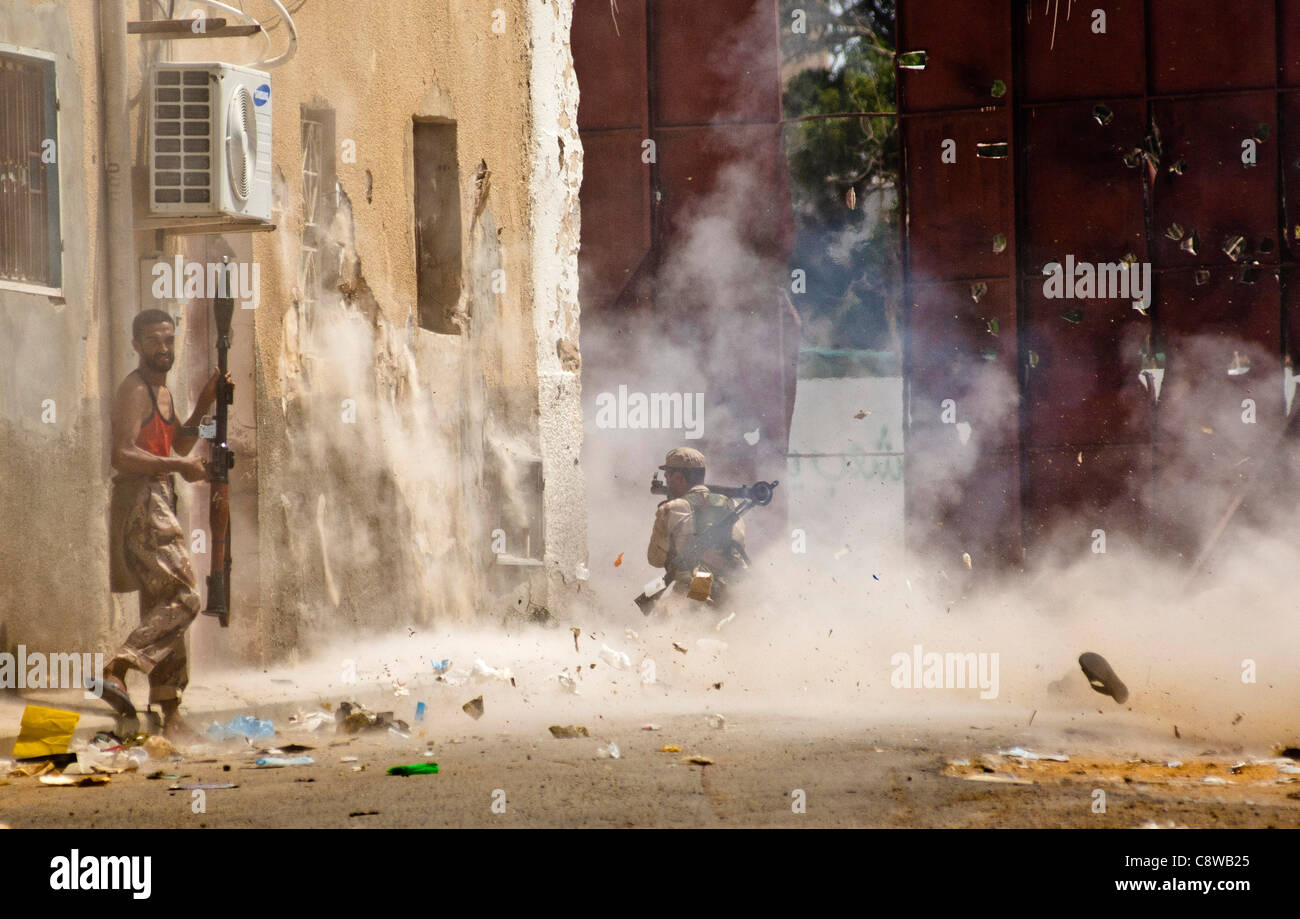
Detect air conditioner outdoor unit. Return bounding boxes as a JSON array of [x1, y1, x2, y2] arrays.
[[149, 62, 272, 221]]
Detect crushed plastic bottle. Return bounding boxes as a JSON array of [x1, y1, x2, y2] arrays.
[[596, 742, 621, 760], [205, 715, 275, 741], [254, 755, 314, 767]]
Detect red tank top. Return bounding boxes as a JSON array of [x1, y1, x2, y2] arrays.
[[135, 373, 176, 458]]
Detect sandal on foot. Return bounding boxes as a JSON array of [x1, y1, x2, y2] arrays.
[[89, 673, 137, 721], [1078, 651, 1129, 704]]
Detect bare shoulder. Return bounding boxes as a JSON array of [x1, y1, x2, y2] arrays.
[[112, 373, 150, 422]]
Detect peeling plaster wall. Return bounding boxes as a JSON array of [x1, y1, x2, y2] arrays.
[[160, 0, 586, 662], [526, 0, 587, 609], [0, 2, 112, 658]]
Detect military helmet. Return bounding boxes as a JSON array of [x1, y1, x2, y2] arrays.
[[659, 447, 706, 471]]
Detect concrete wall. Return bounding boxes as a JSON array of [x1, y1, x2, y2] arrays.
[[0, 1, 114, 659]]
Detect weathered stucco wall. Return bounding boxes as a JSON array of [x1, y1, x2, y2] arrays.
[[0, 0, 586, 671], [0, 1, 113, 658]]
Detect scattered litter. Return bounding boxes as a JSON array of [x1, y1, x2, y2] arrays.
[[9, 761, 55, 778], [205, 715, 275, 741], [350, 810, 380, 817], [1165, 760, 1183, 768], [672, 642, 688, 654], [391, 679, 410, 697], [695, 639, 727, 655], [549, 725, 590, 739], [961, 773, 1032, 785], [999, 747, 1068, 762], [387, 763, 439, 776], [681, 755, 714, 766], [596, 742, 621, 759], [571, 628, 581, 652], [715, 613, 735, 632], [661, 745, 682, 753], [625, 628, 640, 642], [255, 755, 314, 768], [948, 759, 971, 767], [144, 736, 178, 760], [557, 670, 580, 694], [1277, 747, 1300, 761], [1202, 776, 1232, 785], [287, 710, 333, 732], [337, 702, 408, 735], [1138, 820, 1189, 829], [641, 724, 661, 731], [962, 552, 972, 570], [40, 773, 110, 787], [13, 705, 80, 758], [705, 713, 726, 730], [462, 696, 485, 720], [432, 659, 452, 674], [1078, 651, 1129, 704], [599, 645, 632, 670], [472, 659, 513, 682], [170, 782, 237, 790], [415, 702, 426, 722], [639, 658, 657, 684], [340, 756, 359, 763]]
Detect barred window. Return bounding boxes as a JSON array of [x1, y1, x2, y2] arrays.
[[0, 49, 60, 290]]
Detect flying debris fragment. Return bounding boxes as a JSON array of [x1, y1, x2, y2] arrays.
[[1078, 652, 1129, 704]]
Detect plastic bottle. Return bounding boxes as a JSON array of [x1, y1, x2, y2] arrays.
[[205, 715, 275, 741], [386, 763, 439, 776], [254, 755, 314, 767]]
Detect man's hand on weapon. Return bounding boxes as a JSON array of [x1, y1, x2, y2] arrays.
[[176, 454, 208, 483], [197, 369, 234, 413]]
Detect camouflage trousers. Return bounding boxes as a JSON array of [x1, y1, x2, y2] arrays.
[[111, 475, 201, 704]]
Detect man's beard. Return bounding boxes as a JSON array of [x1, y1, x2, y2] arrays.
[[146, 353, 173, 374]]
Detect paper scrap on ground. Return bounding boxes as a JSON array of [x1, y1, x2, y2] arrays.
[[13, 705, 80, 759]]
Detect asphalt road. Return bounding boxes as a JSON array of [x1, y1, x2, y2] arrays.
[[4, 710, 1299, 828]]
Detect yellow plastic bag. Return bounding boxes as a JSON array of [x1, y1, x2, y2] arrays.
[[13, 705, 80, 759]]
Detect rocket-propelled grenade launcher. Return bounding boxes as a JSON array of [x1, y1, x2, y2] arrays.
[[202, 273, 235, 628]]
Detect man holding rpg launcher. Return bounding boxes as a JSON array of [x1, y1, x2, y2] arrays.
[[97, 308, 232, 738]]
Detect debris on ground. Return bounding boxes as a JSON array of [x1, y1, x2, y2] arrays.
[[672, 642, 688, 654], [1078, 651, 1129, 704], [625, 628, 640, 642], [287, 710, 333, 732], [144, 736, 178, 760], [462, 696, 485, 720], [415, 702, 427, 721], [961, 773, 1032, 785], [337, 702, 408, 735], [170, 782, 237, 790], [387, 763, 439, 776], [596, 742, 620, 759], [255, 755, 315, 767], [39, 773, 110, 787], [999, 747, 1068, 762], [715, 613, 735, 631], [13, 705, 80, 758], [705, 713, 726, 730], [9, 761, 55, 778], [641, 724, 661, 731], [661, 745, 682, 753], [639, 658, 657, 684], [432, 659, 452, 674], [681, 755, 713, 766], [205, 715, 275, 741], [571, 628, 581, 652], [549, 725, 590, 739]]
